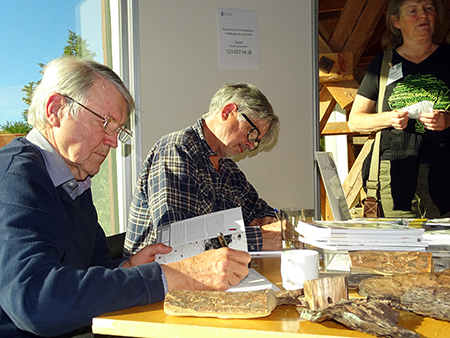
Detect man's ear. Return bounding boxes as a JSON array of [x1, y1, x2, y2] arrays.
[[46, 94, 64, 127], [221, 103, 238, 120]]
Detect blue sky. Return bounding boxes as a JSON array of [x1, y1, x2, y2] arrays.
[[0, 0, 102, 126]]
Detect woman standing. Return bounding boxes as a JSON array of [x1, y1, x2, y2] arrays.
[[348, 0, 450, 218]]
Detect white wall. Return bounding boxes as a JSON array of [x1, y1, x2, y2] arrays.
[[136, 0, 317, 210]]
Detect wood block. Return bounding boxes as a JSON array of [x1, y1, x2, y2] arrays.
[[303, 275, 348, 310], [349, 251, 433, 275], [164, 289, 277, 318]]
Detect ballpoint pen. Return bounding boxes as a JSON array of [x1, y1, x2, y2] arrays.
[[217, 232, 229, 248]]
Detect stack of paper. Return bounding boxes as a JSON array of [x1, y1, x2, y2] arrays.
[[296, 220, 427, 251]]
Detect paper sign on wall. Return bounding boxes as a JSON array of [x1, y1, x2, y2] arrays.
[[217, 8, 259, 70]]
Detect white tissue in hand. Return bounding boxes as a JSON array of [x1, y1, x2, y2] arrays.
[[401, 101, 434, 119]]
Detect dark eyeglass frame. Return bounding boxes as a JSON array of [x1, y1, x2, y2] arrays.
[[62, 94, 133, 143], [239, 112, 260, 151]]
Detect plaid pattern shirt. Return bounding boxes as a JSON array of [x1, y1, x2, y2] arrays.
[[124, 119, 275, 257]]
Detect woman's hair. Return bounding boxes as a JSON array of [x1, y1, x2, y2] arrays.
[[382, 0, 443, 50], [28, 56, 135, 128], [202, 83, 280, 149]]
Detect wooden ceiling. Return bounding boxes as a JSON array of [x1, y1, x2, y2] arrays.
[[319, 0, 450, 84]]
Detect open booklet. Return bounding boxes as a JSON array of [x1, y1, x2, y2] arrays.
[[155, 207, 247, 264], [154, 207, 279, 292]]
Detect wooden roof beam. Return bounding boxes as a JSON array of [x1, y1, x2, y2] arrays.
[[327, 0, 389, 64]]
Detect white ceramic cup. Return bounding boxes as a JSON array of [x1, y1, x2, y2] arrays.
[[281, 249, 319, 290]]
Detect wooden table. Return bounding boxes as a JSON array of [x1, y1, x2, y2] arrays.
[[92, 256, 449, 337]]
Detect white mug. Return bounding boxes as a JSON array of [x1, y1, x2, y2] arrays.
[[281, 249, 319, 290]]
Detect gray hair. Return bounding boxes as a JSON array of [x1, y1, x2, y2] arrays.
[[28, 56, 135, 128], [382, 0, 443, 50], [202, 83, 280, 149]]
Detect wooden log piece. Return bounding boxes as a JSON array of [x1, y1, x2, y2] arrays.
[[303, 275, 348, 310], [164, 289, 277, 319], [349, 251, 433, 275]]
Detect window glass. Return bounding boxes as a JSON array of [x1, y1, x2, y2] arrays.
[[0, 0, 118, 235]]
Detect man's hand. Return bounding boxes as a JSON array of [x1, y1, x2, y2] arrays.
[[122, 243, 172, 268], [261, 220, 282, 251], [161, 248, 251, 291], [249, 216, 282, 251]]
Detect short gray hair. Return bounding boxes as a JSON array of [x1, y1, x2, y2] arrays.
[[28, 56, 135, 128], [202, 83, 280, 149]]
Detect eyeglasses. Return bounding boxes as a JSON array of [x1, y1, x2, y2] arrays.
[[62, 95, 133, 143], [240, 112, 260, 151]]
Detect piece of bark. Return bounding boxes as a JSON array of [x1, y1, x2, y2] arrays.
[[400, 286, 450, 321], [298, 298, 419, 338], [359, 269, 450, 321], [359, 269, 450, 302], [349, 251, 433, 275], [164, 289, 277, 318], [275, 289, 304, 306], [303, 275, 348, 309]]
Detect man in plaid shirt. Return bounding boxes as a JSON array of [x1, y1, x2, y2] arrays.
[[124, 83, 281, 257]]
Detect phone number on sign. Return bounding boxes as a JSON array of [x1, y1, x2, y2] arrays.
[[225, 49, 253, 55]]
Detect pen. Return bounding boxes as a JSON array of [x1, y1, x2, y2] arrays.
[[217, 232, 228, 248]]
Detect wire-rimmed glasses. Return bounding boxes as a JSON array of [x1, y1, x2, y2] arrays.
[[62, 94, 133, 143]]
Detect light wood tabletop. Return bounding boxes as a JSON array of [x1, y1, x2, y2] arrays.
[[92, 256, 449, 338]]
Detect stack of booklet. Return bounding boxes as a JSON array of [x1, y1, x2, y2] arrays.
[[295, 220, 427, 251]]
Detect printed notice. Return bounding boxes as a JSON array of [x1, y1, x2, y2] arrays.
[[217, 8, 259, 69]]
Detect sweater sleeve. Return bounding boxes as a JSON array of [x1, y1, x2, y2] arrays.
[[0, 144, 165, 337]]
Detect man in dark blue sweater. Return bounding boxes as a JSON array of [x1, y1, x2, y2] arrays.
[[0, 56, 250, 338]]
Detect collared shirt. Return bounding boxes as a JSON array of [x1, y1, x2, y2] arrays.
[[124, 118, 275, 257], [26, 128, 91, 199]]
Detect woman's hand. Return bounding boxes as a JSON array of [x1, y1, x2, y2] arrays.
[[390, 110, 409, 130], [419, 110, 450, 131]]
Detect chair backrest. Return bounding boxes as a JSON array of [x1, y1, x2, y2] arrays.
[[106, 232, 126, 260]]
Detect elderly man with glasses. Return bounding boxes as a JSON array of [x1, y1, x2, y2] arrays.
[[125, 83, 281, 258], [0, 58, 251, 338]]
